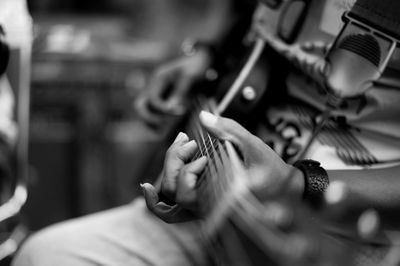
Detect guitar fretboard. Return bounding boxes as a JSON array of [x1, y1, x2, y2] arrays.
[[186, 99, 231, 216]]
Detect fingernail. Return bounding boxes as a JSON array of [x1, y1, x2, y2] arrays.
[[199, 111, 218, 126], [174, 132, 187, 143]]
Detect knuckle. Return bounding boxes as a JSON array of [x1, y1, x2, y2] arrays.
[[223, 133, 236, 144], [175, 148, 185, 157], [179, 166, 189, 178], [166, 146, 178, 157]]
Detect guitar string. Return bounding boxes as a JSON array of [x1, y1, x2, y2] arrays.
[[168, 27, 333, 260], [208, 135, 313, 263], [187, 101, 250, 264], [196, 124, 258, 266], [184, 111, 225, 265], [189, 101, 272, 237], [187, 101, 315, 264], [213, 141, 313, 262], [207, 149, 300, 263], [229, 199, 312, 264], [190, 100, 245, 218], [186, 100, 222, 213], [192, 115, 264, 255], [194, 112, 223, 213]]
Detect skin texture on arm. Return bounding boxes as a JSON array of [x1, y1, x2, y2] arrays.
[[327, 166, 400, 231]]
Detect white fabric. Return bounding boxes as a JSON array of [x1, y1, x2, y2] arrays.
[[12, 199, 208, 266]]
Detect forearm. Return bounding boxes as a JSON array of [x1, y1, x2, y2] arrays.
[[326, 165, 400, 230]]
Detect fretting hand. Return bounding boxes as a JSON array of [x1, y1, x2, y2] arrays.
[[141, 132, 207, 223]]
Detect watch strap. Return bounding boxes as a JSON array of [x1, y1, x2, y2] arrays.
[[294, 159, 329, 208]]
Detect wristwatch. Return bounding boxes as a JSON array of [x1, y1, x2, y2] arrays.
[[293, 159, 329, 208]]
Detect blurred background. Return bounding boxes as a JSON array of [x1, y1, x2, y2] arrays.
[[23, 0, 231, 230]]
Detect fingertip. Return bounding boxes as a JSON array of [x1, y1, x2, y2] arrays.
[[140, 182, 152, 190], [173, 132, 189, 143], [176, 140, 198, 161], [199, 111, 218, 127], [198, 155, 208, 164]]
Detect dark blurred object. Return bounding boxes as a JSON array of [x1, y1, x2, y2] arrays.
[[0, 26, 11, 191], [27, 0, 213, 14], [27, 0, 237, 229], [28, 16, 175, 230], [0, 0, 33, 261], [27, 0, 121, 14], [0, 27, 10, 77], [27, 0, 234, 51]]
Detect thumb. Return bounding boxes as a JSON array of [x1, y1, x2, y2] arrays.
[[140, 183, 160, 209], [140, 183, 197, 223]]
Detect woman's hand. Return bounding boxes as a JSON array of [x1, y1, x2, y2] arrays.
[[141, 132, 208, 223]]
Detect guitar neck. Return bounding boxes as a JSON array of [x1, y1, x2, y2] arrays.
[[186, 98, 230, 216]]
